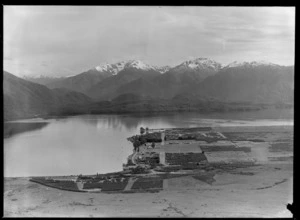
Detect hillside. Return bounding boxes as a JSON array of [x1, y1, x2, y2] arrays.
[[6, 59, 294, 120], [22, 58, 294, 105], [86, 93, 283, 115], [87, 60, 294, 103], [31, 60, 165, 95], [166, 58, 222, 82], [3, 71, 92, 121], [86, 68, 161, 100], [4, 69, 293, 121], [195, 64, 294, 104], [45, 69, 112, 93]]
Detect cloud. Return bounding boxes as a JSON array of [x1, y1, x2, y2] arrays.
[[3, 6, 295, 76]]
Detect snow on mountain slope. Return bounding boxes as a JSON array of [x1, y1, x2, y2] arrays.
[[154, 66, 171, 74], [22, 58, 289, 85], [224, 60, 280, 69], [111, 61, 127, 74], [93, 60, 157, 75], [172, 58, 222, 72], [94, 61, 127, 75], [124, 60, 154, 71], [95, 63, 112, 72]]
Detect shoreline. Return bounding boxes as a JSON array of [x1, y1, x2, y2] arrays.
[[4, 104, 294, 123], [23, 125, 293, 192], [4, 124, 293, 217]]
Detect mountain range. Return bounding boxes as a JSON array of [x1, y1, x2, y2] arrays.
[[4, 58, 294, 120], [24, 60, 171, 94], [22, 58, 294, 102]]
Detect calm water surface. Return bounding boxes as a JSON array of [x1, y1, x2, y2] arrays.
[[4, 109, 293, 177]]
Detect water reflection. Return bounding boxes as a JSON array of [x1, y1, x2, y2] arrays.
[[4, 122, 49, 138], [65, 109, 294, 131]]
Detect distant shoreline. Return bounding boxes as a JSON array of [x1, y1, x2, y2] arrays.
[[4, 102, 294, 123], [3, 122, 49, 139]]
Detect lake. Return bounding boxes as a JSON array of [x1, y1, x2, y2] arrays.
[[4, 108, 293, 177]]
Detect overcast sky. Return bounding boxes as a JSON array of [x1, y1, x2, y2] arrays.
[[4, 6, 295, 77]]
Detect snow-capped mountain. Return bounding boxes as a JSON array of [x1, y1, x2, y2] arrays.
[[224, 60, 280, 69], [173, 58, 222, 72], [94, 63, 113, 72], [154, 66, 171, 74], [8, 57, 293, 107], [94, 60, 156, 75], [94, 61, 126, 75], [123, 60, 155, 71]]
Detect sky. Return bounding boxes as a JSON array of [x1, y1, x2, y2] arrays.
[[4, 6, 295, 77]]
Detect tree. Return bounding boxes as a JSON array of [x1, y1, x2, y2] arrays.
[[140, 127, 145, 135], [139, 136, 147, 145], [151, 142, 155, 148], [133, 140, 141, 152], [145, 127, 149, 134]]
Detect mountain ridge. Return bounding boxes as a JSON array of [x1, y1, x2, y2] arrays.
[[12, 57, 294, 110]]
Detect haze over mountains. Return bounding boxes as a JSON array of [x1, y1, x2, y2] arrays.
[[4, 57, 294, 120]]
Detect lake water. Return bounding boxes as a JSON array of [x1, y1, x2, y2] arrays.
[[4, 109, 293, 177]]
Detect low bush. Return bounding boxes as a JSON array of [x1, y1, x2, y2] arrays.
[[130, 166, 150, 174], [165, 153, 207, 165], [131, 177, 163, 190], [200, 145, 251, 152], [83, 178, 129, 191]]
